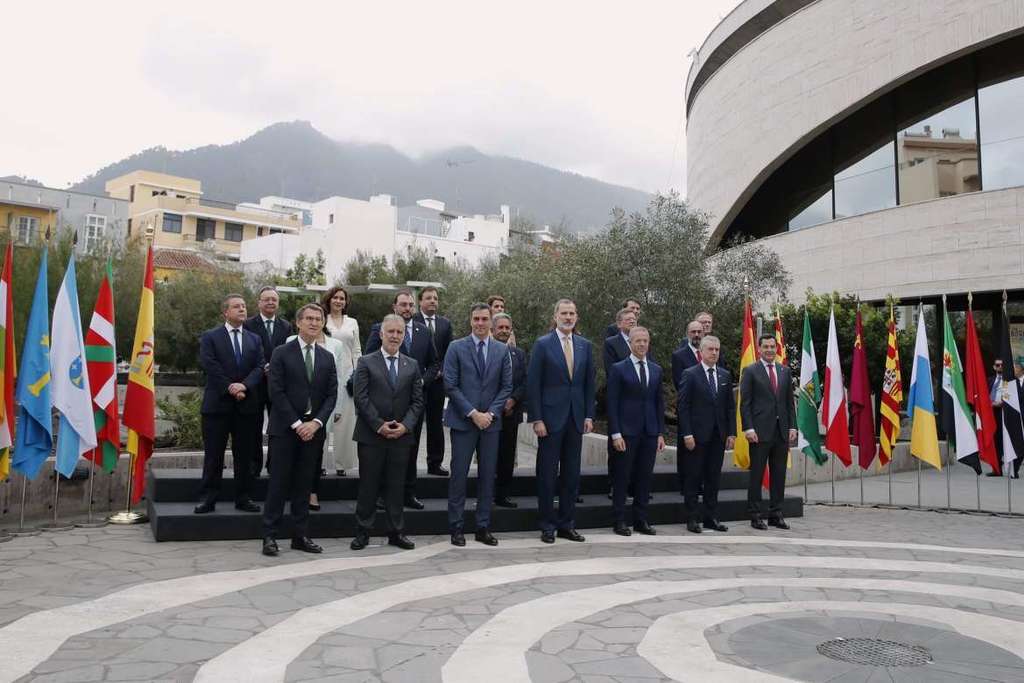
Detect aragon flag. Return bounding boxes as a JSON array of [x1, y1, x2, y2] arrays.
[[121, 246, 156, 503], [997, 302, 1024, 477], [85, 261, 119, 473], [0, 243, 16, 479], [850, 308, 876, 469], [732, 298, 757, 469], [963, 307, 999, 474], [878, 306, 902, 466], [796, 311, 825, 464], [941, 302, 980, 473]]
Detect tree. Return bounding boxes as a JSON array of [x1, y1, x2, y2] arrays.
[[283, 249, 326, 286]]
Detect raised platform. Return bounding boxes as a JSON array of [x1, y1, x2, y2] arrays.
[[147, 466, 803, 542]]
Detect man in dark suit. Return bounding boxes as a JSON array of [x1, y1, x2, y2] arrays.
[[493, 313, 526, 508], [603, 307, 636, 496], [527, 298, 596, 544], [671, 320, 704, 391], [606, 326, 665, 536], [678, 335, 735, 534], [604, 298, 641, 340], [740, 333, 796, 530], [243, 286, 293, 476], [195, 294, 265, 514], [414, 286, 453, 477], [444, 304, 513, 546], [260, 304, 338, 557], [365, 289, 439, 509], [350, 314, 424, 551]]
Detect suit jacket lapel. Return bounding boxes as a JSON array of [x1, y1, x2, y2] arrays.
[[220, 327, 242, 375], [572, 335, 585, 380]]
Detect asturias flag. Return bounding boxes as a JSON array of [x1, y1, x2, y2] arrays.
[[796, 310, 825, 464], [878, 306, 902, 466], [850, 308, 876, 469], [0, 243, 16, 478], [122, 245, 156, 503], [907, 305, 942, 469], [51, 253, 98, 477], [822, 306, 852, 466], [11, 251, 53, 479], [732, 298, 757, 469], [964, 307, 999, 474], [85, 261, 119, 473]]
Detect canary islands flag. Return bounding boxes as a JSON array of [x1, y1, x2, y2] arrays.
[[907, 305, 942, 469], [11, 251, 53, 479]]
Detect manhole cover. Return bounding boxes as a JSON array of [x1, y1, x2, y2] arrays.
[[816, 638, 932, 667]]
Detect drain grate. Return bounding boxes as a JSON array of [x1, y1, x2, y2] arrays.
[[816, 637, 932, 667]]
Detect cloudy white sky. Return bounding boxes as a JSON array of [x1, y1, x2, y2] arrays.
[[2, 1, 740, 195]]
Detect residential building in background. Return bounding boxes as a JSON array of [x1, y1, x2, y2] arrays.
[[1, 178, 129, 252]]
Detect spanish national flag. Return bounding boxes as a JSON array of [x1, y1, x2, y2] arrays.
[[733, 298, 757, 468], [122, 246, 156, 503]]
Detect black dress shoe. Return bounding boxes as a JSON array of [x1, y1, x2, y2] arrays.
[[768, 516, 790, 530], [494, 496, 518, 508], [541, 531, 556, 544], [376, 498, 386, 511], [291, 537, 323, 553], [405, 496, 425, 510], [193, 501, 216, 514], [576, 495, 584, 503], [687, 520, 703, 534], [308, 501, 321, 511], [336, 469, 346, 477], [450, 531, 466, 547], [350, 532, 370, 551], [235, 500, 261, 513], [428, 465, 450, 476], [262, 537, 279, 556], [613, 522, 632, 536], [475, 528, 498, 546], [388, 534, 415, 550], [557, 528, 585, 542], [751, 517, 768, 530], [634, 521, 657, 535], [703, 519, 728, 532]]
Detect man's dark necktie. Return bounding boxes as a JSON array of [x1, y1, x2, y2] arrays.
[[231, 329, 242, 366], [265, 319, 273, 339], [403, 326, 412, 354], [388, 356, 398, 388], [768, 363, 778, 393], [708, 367, 717, 395], [477, 340, 486, 377], [303, 344, 314, 413], [639, 360, 647, 389]]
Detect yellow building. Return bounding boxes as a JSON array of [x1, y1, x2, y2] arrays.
[[105, 170, 301, 260], [0, 198, 58, 244]]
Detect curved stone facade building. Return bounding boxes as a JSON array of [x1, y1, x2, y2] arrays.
[[686, 0, 1024, 304]]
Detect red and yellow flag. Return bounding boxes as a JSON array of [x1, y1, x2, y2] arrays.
[[773, 311, 787, 365], [0, 243, 16, 478], [122, 246, 155, 503], [733, 298, 757, 468], [877, 306, 902, 466], [85, 261, 119, 473]]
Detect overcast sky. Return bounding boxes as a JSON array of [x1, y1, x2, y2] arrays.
[[2, 1, 739, 195]]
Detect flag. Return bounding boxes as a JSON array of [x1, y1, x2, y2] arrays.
[[85, 261, 119, 473], [796, 311, 825, 464], [122, 245, 156, 503], [732, 298, 757, 469], [907, 305, 942, 469], [11, 251, 52, 479], [940, 304, 980, 473], [963, 307, 999, 474], [822, 306, 852, 466], [997, 305, 1024, 475], [763, 311, 792, 488], [0, 244, 16, 478], [850, 308, 876, 469], [878, 306, 902, 467], [51, 253, 98, 477]]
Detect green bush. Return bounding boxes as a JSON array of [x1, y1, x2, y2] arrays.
[[156, 391, 203, 449]]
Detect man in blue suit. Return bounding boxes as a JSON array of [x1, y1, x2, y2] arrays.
[[365, 289, 440, 509], [195, 294, 265, 514], [527, 298, 596, 544], [444, 304, 513, 546], [603, 307, 636, 496], [414, 286, 454, 476], [678, 335, 735, 534], [606, 326, 665, 536]]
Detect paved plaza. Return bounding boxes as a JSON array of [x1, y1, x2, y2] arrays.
[[2, 506, 1024, 682]]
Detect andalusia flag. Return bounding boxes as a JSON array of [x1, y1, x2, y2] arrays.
[[878, 306, 902, 466], [733, 298, 757, 468], [0, 244, 15, 478], [86, 261, 119, 473], [908, 305, 942, 469], [122, 246, 155, 503], [796, 311, 825, 464], [941, 303, 980, 472]]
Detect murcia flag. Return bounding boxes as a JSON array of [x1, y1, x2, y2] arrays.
[[0, 244, 16, 478]]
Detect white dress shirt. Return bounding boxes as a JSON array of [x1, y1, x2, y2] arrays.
[[224, 322, 244, 353]]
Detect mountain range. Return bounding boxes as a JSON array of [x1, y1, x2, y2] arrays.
[[68, 121, 651, 230]]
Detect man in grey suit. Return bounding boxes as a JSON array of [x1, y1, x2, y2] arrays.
[[739, 333, 796, 530], [350, 314, 424, 551], [444, 304, 513, 546]]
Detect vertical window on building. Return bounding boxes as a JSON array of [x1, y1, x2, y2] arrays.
[[897, 97, 978, 204], [16, 216, 38, 244], [196, 218, 216, 241], [129, 185, 135, 202], [85, 214, 106, 253], [979, 74, 1024, 192], [225, 222, 243, 242], [127, 218, 133, 236], [162, 213, 183, 233], [834, 141, 897, 218], [788, 190, 832, 231], [329, 213, 334, 225], [787, 134, 834, 231]]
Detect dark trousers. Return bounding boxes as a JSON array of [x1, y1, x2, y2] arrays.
[[448, 428, 499, 531], [356, 443, 408, 533], [683, 434, 725, 522], [536, 425, 583, 533], [261, 429, 323, 539], [496, 418, 520, 499], [747, 439, 788, 516], [424, 382, 446, 468], [401, 413, 426, 498], [253, 391, 268, 476], [310, 443, 325, 495], [199, 411, 257, 504], [607, 439, 635, 496], [611, 435, 657, 524]]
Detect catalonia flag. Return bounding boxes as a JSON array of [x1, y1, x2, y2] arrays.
[[732, 298, 757, 468], [907, 305, 942, 469], [11, 251, 53, 479]]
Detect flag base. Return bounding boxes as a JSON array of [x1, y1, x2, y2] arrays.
[[74, 520, 108, 529], [0, 532, 10, 543], [107, 510, 148, 525], [37, 522, 75, 532], [1, 527, 40, 537]]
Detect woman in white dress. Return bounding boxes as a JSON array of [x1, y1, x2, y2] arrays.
[[321, 285, 361, 477], [285, 318, 345, 510]]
